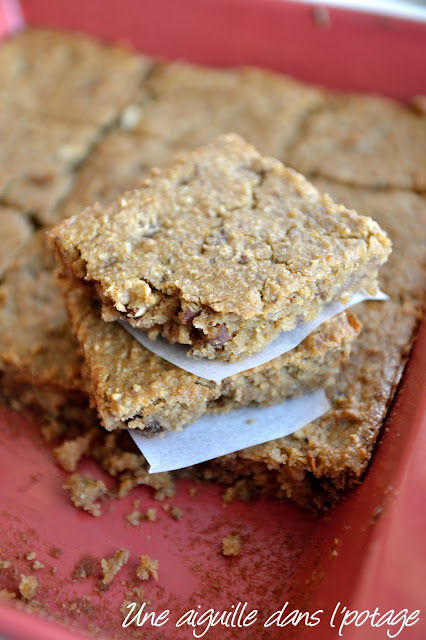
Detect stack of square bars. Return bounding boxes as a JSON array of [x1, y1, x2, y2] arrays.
[[0, 28, 425, 511]]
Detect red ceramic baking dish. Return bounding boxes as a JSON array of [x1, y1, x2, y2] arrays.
[[0, 1, 425, 639]]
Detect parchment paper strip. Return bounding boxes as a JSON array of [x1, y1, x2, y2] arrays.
[[129, 389, 330, 474], [120, 291, 388, 382]]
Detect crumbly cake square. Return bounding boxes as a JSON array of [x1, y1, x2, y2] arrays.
[[62, 280, 360, 433], [0, 232, 83, 392], [50, 134, 390, 361], [0, 27, 150, 128], [0, 228, 359, 439], [139, 62, 325, 158], [56, 62, 326, 225], [287, 94, 426, 191], [58, 130, 177, 222], [0, 105, 102, 223]]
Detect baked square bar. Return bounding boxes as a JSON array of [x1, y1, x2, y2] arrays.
[[0, 104, 102, 224], [287, 94, 426, 191], [0, 232, 83, 393], [50, 134, 390, 361], [62, 280, 360, 433], [0, 232, 90, 435], [57, 61, 325, 224], [0, 27, 150, 129]]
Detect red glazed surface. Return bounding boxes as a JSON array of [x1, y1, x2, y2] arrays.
[[0, 1, 426, 639]]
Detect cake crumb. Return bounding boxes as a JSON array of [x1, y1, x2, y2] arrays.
[[125, 511, 141, 526], [120, 599, 133, 619], [162, 504, 170, 512], [117, 469, 175, 501], [33, 561, 44, 570], [41, 420, 66, 443], [19, 574, 38, 601], [73, 554, 99, 581], [87, 623, 102, 636], [222, 480, 251, 504], [155, 484, 175, 501], [0, 589, 16, 600], [26, 552, 36, 561], [121, 586, 145, 620], [0, 559, 11, 569], [188, 487, 198, 497], [53, 430, 96, 472], [222, 534, 241, 557], [133, 499, 140, 508], [171, 506, 183, 521], [101, 549, 129, 586], [63, 473, 107, 517], [136, 555, 158, 582], [145, 508, 157, 522]]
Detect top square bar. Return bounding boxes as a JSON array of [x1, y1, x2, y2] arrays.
[[50, 134, 390, 361]]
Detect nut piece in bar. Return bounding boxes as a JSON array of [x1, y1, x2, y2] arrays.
[[50, 134, 390, 361]]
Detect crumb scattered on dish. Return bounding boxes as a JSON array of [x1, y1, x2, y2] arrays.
[[101, 548, 130, 586], [63, 473, 107, 517], [19, 574, 38, 601], [222, 534, 242, 557], [136, 555, 158, 581]]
